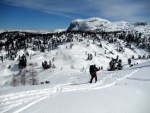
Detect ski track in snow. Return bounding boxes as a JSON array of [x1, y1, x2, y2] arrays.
[[12, 96, 48, 113], [0, 69, 139, 113], [0, 88, 54, 113]]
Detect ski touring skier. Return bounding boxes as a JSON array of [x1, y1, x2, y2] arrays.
[[89, 65, 100, 83]]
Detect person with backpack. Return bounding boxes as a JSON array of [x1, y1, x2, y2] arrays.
[[89, 65, 100, 83]]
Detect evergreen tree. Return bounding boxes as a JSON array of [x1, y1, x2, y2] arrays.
[[128, 59, 131, 65]]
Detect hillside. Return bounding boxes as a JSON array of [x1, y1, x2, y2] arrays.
[[0, 31, 149, 80], [0, 20, 150, 113], [0, 38, 150, 112]]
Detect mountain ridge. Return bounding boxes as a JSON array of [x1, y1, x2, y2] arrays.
[[68, 17, 150, 36]]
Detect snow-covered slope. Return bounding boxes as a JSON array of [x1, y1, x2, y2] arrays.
[[68, 17, 150, 36], [0, 59, 150, 113], [0, 34, 150, 113]]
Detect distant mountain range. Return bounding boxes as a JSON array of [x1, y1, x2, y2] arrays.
[[0, 29, 66, 34], [68, 17, 150, 36]]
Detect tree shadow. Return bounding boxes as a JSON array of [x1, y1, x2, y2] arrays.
[[125, 64, 150, 70], [10, 64, 19, 72], [127, 77, 150, 81]]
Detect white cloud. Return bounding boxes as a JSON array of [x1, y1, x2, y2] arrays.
[[86, 0, 150, 23], [0, 0, 150, 23], [0, 0, 80, 18]]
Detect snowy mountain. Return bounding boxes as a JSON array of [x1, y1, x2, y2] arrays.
[[68, 17, 110, 31], [0, 19, 150, 113], [68, 17, 150, 36]]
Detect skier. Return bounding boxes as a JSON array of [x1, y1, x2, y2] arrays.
[[89, 65, 100, 83]]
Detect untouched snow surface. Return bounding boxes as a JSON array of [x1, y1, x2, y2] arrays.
[[0, 36, 150, 113]]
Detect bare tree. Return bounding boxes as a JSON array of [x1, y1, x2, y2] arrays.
[[70, 43, 73, 49], [52, 57, 55, 62], [11, 74, 18, 87], [21, 73, 26, 86], [85, 51, 87, 55], [71, 64, 75, 69], [81, 65, 84, 71], [49, 60, 52, 68], [52, 64, 56, 68], [29, 66, 38, 85]]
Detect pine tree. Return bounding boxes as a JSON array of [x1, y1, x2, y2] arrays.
[[143, 54, 146, 59], [138, 55, 141, 59], [132, 55, 134, 59], [128, 59, 131, 65]]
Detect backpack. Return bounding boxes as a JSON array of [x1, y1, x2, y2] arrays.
[[90, 65, 96, 73]]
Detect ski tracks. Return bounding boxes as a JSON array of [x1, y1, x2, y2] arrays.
[[0, 83, 72, 113], [93, 68, 139, 89], [0, 68, 139, 113], [0, 88, 54, 113], [12, 96, 47, 113], [62, 68, 139, 91]]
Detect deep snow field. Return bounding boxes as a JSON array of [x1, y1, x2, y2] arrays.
[[0, 36, 150, 113]]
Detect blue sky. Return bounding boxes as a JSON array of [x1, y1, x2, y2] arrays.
[[0, 0, 150, 30]]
